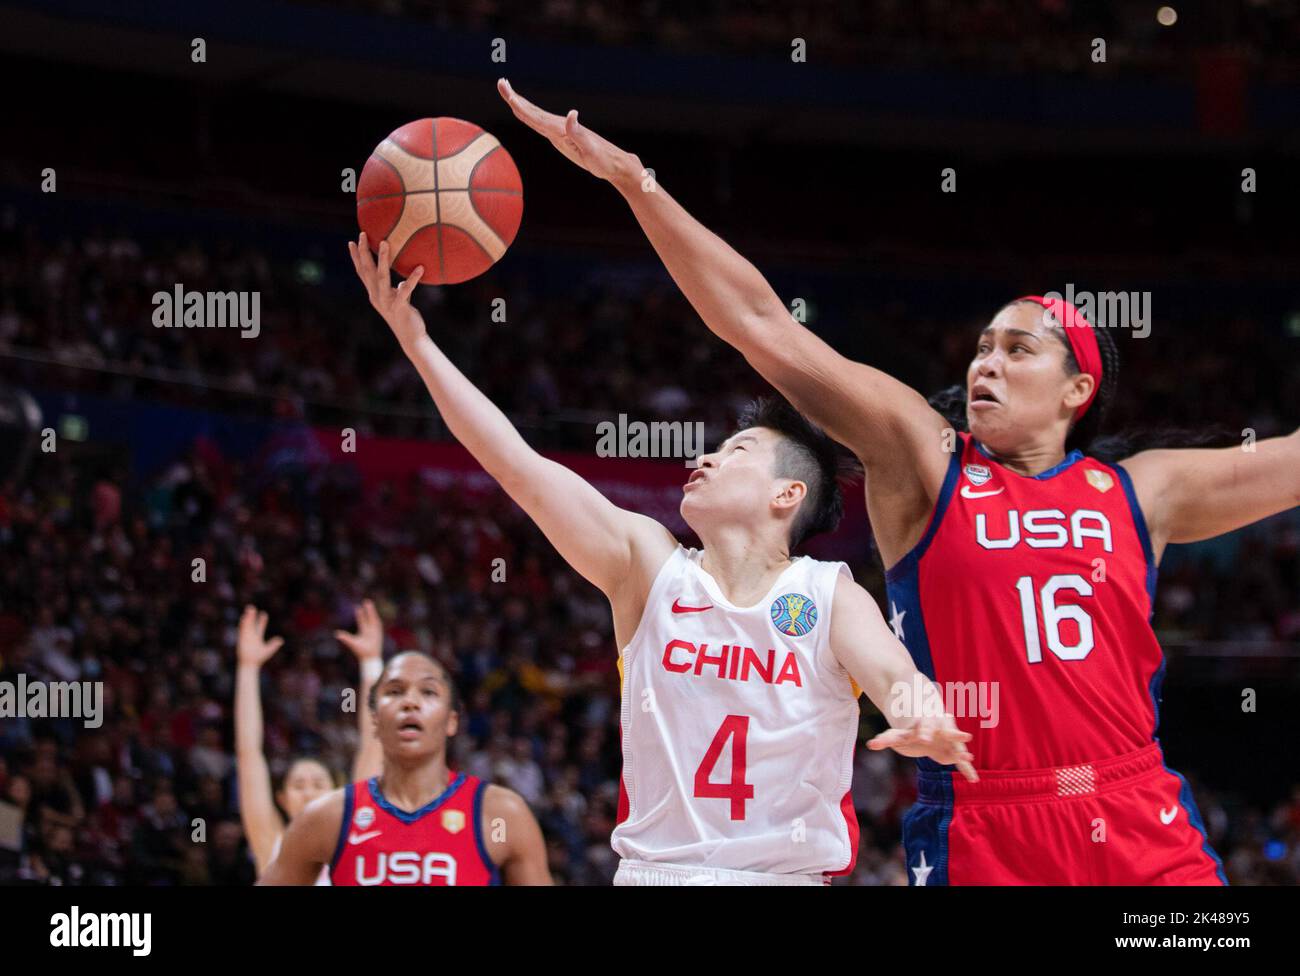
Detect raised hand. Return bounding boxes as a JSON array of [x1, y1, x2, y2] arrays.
[[867, 714, 979, 783], [348, 232, 427, 351], [236, 605, 284, 667], [497, 78, 639, 185], [335, 598, 383, 663]]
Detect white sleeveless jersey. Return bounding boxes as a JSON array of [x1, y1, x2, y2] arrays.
[[611, 546, 861, 875]]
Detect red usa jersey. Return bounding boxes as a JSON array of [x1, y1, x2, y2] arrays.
[[885, 433, 1164, 771], [329, 773, 499, 886], [612, 546, 861, 875]]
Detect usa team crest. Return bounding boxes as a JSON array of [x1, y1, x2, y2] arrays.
[[1086, 469, 1114, 493], [770, 592, 817, 637]]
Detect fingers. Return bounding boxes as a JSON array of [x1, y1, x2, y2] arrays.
[[498, 77, 563, 136], [334, 630, 359, 651], [353, 231, 379, 294], [956, 760, 980, 783], [394, 266, 424, 302], [265, 636, 284, 656], [909, 718, 935, 746], [362, 599, 381, 632], [376, 238, 392, 289], [867, 728, 911, 750], [565, 109, 598, 153]]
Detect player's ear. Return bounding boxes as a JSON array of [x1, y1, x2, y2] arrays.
[[445, 708, 459, 738], [1063, 370, 1095, 413], [773, 479, 806, 512]]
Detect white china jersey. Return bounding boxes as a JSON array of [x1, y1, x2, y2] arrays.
[[611, 546, 861, 875]]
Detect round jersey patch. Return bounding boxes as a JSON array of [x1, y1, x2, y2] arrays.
[[770, 592, 818, 637], [353, 806, 375, 830]]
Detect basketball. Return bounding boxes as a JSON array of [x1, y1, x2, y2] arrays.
[[356, 118, 523, 285]]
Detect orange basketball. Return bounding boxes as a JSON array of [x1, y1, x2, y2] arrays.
[[356, 118, 523, 285]]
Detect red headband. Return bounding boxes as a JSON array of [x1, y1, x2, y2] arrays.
[[1015, 294, 1102, 420]]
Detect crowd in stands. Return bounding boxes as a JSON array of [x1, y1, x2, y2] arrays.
[[0, 214, 1296, 885], [2, 432, 1297, 885]]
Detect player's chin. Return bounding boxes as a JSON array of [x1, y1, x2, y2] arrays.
[[678, 493, 706, 528], [967, 410, 1011, 446], [389, 733, 437, 755]]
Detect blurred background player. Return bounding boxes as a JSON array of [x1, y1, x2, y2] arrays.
[[348, 231, 974, 885], [236, 601, 385, 882], [258, 651, 551, 885], [496, 83, 1299, 884]]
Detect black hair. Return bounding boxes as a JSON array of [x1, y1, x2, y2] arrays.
[[731, 396, 861, 550], [929, 299, 1232, 464], [367, 652, 461, 715], [274, 756, 336, 794]]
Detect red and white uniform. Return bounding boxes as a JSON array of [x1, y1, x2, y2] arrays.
[[329, 773, 499, 886], [890, 434, 1226, 884], [612, 546, 860, 883]]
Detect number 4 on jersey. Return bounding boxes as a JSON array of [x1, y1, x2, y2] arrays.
[[693, 715, 754, 820]]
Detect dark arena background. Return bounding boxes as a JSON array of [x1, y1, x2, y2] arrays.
[[0, 0, 1297, 952]]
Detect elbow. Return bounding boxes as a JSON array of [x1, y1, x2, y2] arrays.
[[735, 302, 794, 351]]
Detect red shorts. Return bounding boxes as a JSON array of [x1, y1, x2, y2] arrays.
[[902, 744, 1227, 885]]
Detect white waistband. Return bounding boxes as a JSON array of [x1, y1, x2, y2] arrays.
[[614, 859, 828, 887]]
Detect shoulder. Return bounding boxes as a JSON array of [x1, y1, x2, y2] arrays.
[[1111, 448, 1178, 517], [480, 783, 535, 825], [627, 516, 679, 571], [478, 784, 541, 864], [284, 786, 347, 862], [1113, 447, 1176, 485], [831, 574, 882, 620], [297, 787, 348, 840]]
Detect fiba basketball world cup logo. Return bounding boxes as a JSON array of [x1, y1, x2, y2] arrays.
[[770, 593, 817, 637]]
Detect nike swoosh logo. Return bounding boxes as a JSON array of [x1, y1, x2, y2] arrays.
[[671, 599, 713, 614], [1159, 806, 1178, 825], [348, 830, 382, 845], [960, 486, 1005, 499]]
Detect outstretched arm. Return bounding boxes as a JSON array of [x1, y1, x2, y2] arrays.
[[1124, 428, 1300, 558], [497, 79, 950, 490], [348, 234, 675, 600], [234, 606, 286, 874], [828, 576, 977, 781], [336, 598, 384, 783]]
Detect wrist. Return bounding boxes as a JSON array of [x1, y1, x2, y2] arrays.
[[609, 151, 648, 194], [400, 331, 431, 357], [360, 657, 384, 682]]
